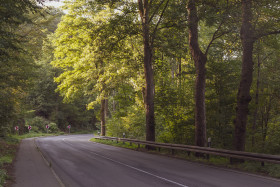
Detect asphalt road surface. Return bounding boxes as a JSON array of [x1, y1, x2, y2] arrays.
[[34, 134, 280, 187]]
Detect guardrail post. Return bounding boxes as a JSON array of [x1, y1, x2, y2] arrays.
[[130, 142, 132, 146], [137, 144, 140, 150], [158, 147, 161, 152], [261, 162, 264, 167], [172, 149, 175, 155]]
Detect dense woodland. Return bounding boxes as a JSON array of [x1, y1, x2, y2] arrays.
[[1, 0, 280, 154]]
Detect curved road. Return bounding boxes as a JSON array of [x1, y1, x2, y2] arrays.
[[35, 134, 280, 187]]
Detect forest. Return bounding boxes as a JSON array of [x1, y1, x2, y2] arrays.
[[1, 0, 280, 155]]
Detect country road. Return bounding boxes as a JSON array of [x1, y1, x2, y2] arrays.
[[21, 134, 280, 187]]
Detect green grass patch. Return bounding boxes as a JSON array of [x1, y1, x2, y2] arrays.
[[10, 132, 64, 140], [0, 156, 13, 165], [71, 130, 95, 135], [91, 138, 280, 179], [90, 138, 141, 149], [228, 161, 280, 178]]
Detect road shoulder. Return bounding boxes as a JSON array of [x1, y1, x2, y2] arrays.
[[13, 138, 62, 187]]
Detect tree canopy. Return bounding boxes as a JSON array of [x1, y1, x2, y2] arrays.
[[1, 0, 280, 155]]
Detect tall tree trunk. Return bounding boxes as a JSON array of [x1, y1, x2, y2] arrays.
[[262, 96, 272, 148], [252, 54, 261, 147], [100, 99, 106, 136], [187, 0, 207, 147], [234, 0, 255, 151], [138, 0, 155, 142], [112, 90, 116, 112], [105, 99, 109, 118]]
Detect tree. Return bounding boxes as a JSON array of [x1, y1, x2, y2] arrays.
[[0, 0, 42, 135], [187, 0, 234, 147], [187, 0, 208, 147], [51, 1, 140, 135], [234, 0, 280, 151], [137, 0, 175, 142]]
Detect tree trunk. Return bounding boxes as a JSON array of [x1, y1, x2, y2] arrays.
[[234, 0, 254, 151], [112, 90, 116, 112], [105, 98, 109, 118], [262, 96, 272, 148], [252, 54, 260, 147], [138, 0, 155, 142], [187, 0, 207, 147], [100, 99, 106, 136]]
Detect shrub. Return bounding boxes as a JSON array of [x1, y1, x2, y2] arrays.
[[107, 106, 145, 139], [48, 122, 59, 133], [25, 117, 59, 134], [0, 169, 7, 186]]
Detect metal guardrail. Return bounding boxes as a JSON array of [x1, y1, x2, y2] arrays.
[[94, 136, 280, 165]]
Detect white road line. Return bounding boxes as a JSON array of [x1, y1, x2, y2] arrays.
[[63, 138, 188, 187], [89, 150, 189, 187], [96, 152, 189, 187]]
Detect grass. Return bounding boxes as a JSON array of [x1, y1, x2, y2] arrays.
[[91, 138, 141, 149], [71, 130, 95, 135], [90, 138, 280, 179]]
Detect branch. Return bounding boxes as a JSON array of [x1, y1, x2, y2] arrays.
[[205, 21, 223, 55], [148, 0, 165, 24], [157, 19, 188, 30], [256, 30, 280, 39], [205, 16, 233, 55], [151, 0, 170, 46], [138, 0, 144, 20]]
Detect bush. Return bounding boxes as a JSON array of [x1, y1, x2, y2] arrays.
[[0, 169, 7, 186], [107, 106, 145, 139], [264, 122, 280, 154], [48, 122, 59, 133], [25, 117, 59, 134]]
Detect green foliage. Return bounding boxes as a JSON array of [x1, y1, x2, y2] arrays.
[[107, 106, 145, 139], [0, 1, 59, 137], [0, 156, 12, 165], [206, 57, 241, 149], [25, 117, 52, 133], [263, 122, 280, 154], [0, 169, 7, 187], [48, 122, 59, 133], [91, 138, 141, 149], [154, 58, 196, 144]]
